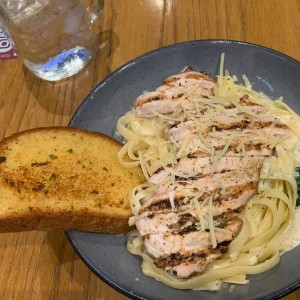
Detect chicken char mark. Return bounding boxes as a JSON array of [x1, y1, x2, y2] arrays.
[[155, 242, 229, 270], [152, 215, 242, 278], [142, 182, 254, 213], [167, 211, 243, 236], [133, 68, 217, 117], [150, 155, 265, 185]]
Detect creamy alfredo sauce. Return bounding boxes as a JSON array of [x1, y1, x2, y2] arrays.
[[281, 207, 300, 251]]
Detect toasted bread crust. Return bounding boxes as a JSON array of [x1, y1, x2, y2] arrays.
[[0, 210, 130, 233], [0, 127, 144, 233]]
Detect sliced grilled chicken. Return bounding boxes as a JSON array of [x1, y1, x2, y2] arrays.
[[164, 117, 290, 155], [133, 69, 217, 117], [156, 69, 216, 95], [134, 91, 181, 117], [142, 215, 242, 278], [158, 244, 228, 278], [143, 218, 241, 258], [135, 142, 262, 278], [148, 167, 260, 201], [131, 69, 290, 280], [137, 182, 257, 236], [150, 155, 265, 184]]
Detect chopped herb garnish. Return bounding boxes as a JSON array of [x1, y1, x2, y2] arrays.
[[49, 173, 57, 181], [31, 161, 49, 167], [49, 154, 57, 160], [32, 182, 45, 192], [43, 188, 49, 195], [91, 189, 99, 194], [0, 156, 6, 163], [28, 206, 33, 211], [103, 167, 108, 172], [8, 180, 15, 187], [67, 149, 73, 154]]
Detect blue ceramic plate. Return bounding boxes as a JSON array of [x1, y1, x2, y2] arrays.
[[67, 40, 300, 300]]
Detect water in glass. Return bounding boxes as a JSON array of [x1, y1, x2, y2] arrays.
[[1, 0, 98, 81]]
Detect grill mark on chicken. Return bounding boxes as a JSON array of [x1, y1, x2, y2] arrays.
[[167, 118, 262, 132], [142, 217, 242, 254], [156, 240, 231, 268], [177, 155, 264, 175], [165, 103, 271, 124], [164, 117, 290, 154], [142, 214, 243, 279], [133, 69, 217, 117], [155, 242, 230, 278], [170, 212, 242, 235], [186, 146, 273, 157], [210, 120, 287, 131], [175, 214, 198, 235], [140, 213, 242, 241], [137, 182, 257, 231], [165, 251, 223, 278], [146, 167, 261, 207], [150, 156, 264, 184], [159, 71, 215, 88], [133, 91, 184, 107]]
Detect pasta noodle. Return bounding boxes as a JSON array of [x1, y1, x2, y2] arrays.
[[117, 55, 300, 291]]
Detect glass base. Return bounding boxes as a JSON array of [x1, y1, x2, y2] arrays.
[[23, 46, 93, 81]]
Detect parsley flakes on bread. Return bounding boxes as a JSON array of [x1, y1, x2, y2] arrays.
[[0, 127, 144, 233]]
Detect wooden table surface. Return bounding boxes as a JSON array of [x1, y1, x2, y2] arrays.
[[0, 0, 300, 299]]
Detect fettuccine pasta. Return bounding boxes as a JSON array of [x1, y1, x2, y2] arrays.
[[117, 55, 300, 290]]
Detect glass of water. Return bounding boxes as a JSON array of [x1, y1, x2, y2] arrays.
[[0, 0, 103, 81]]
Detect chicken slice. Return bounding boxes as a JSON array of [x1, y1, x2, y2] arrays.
[[160, 245, 226, 278], [150, 155, 265, 184], [136, 182, 257, 237], [133, 69, 217, 118], [142, 215, 242, 278]]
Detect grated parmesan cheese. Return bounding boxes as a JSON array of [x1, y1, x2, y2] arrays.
[[208, 195, 217, 248]]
